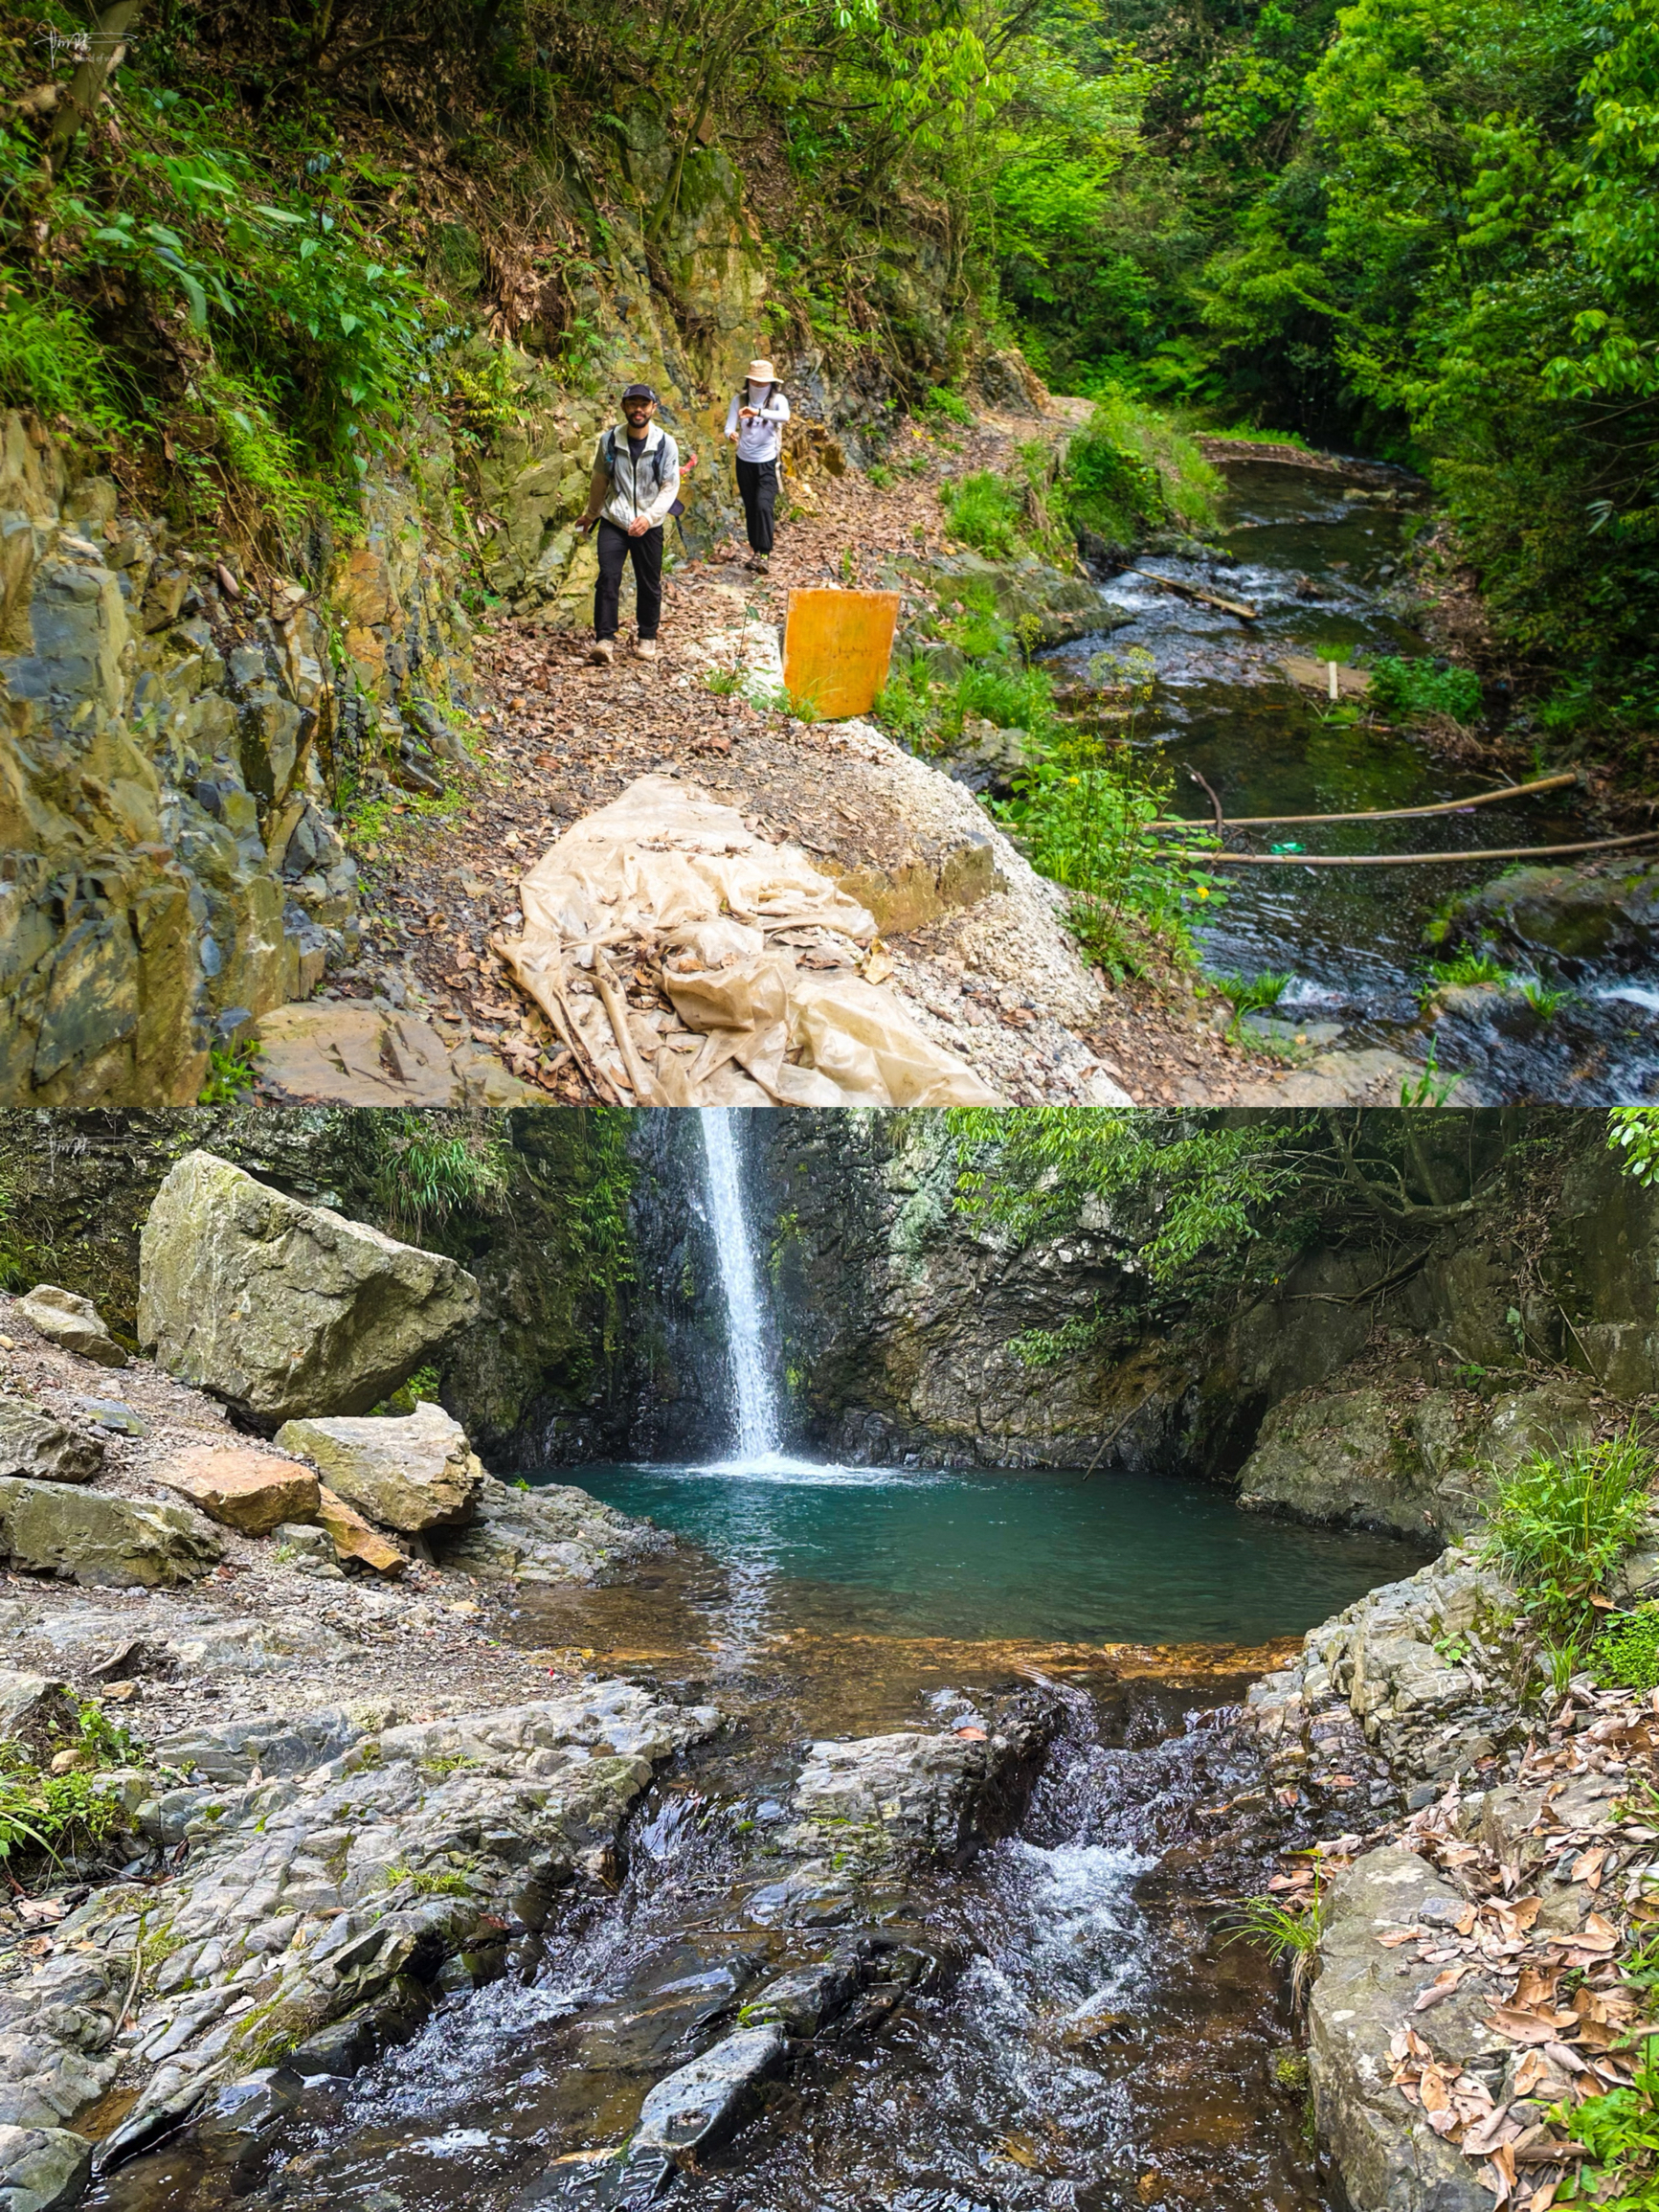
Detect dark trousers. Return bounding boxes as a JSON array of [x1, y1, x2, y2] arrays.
[[594, 519, 663, 641], [735, 457, 777, 553]]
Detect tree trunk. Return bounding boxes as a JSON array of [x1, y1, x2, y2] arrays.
[[46, 1, 143, 178]]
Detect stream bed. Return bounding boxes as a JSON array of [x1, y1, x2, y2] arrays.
[[96, 1461, 1424, 2212], [1047, 455, 1659, 1101]]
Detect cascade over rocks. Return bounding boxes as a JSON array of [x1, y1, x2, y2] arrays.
[[274, 1403, 482, 1533], [138, 1150, 480, 1425]]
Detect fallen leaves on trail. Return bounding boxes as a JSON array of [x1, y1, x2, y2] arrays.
[[1371, 1680, 1659, 2209]]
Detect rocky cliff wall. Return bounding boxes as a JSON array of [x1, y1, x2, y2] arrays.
[[0, 99, 977, 1109]]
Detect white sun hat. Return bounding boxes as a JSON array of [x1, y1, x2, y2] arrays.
[[747, 357, 777, 381]]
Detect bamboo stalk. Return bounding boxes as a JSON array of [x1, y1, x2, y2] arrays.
[[1172, 829, 1659, 867], [1124, 567, 1259, 620], [1149, 772, 1579, 831]]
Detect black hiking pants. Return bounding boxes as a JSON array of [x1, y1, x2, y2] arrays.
[[594, 519, 663, 641], [735, 457, 777, 554]]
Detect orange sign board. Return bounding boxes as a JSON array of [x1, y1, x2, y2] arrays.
[[781, 588, 901, 720]]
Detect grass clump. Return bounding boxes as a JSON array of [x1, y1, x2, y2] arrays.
[[1219, 1879, 1326, 2006], [1369, 657, 1484, 726], [1425, 950, 1513, 991], [1481, 1427, 1655, 1647], [1216, 971, 1293, 1015], [924, 385, 974, 426], [941, 471, 1022, 557]]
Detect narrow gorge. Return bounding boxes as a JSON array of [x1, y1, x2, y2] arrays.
[[0, 1105, 1651, 2212]]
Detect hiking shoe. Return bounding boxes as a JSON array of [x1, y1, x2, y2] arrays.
[[750, 556, 770, 576], [635, 638, 659, 661], [588, 639, 615, 666]]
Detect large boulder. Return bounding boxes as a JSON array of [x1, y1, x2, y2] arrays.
[[0, 1478, 220, 1589], [153, 1447, 320, 1537], [137, 1151, 480, 1426], [14, 1289, 125, 1370], [0, 1400, 103, 1486], [273, 1403, 482, 1533], [1444, 857, 1659, 974]]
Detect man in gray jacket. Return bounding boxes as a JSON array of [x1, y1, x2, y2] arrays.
[[578, 382, 681, 665]]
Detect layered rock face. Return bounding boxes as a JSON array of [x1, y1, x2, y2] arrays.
[[0, 417, 469, 1106], [138, 1151, 479, 1424]]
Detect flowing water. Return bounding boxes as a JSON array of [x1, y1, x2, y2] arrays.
[[1047, 456, 1659, 1100], [696, 1109, 783, 1466], [89, 1119, 1426, 2212]]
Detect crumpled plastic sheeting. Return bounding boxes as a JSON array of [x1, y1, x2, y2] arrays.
[[495, 775, 1000, 1106]]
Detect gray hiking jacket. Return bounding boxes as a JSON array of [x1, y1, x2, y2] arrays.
[[583, 420, 681, 531]]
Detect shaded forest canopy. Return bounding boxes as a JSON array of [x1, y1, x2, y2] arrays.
[[0, 0, 1653, 715]]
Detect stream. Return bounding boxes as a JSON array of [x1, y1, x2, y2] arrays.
[[1047, 455, 1659, 1102], [88, 1114, 1431, 2212]]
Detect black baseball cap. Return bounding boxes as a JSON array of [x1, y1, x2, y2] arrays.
[[621, 382, 657, 401]]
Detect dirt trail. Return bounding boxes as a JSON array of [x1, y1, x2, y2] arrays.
[[286, 402, 1287, 1107]]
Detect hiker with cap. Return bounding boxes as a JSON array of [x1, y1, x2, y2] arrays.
[[577, 381, 680, 665], [724, 357, 790, 574]]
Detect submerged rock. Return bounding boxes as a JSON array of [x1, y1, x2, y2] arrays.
[[275, 1403, 482, 1533], [629, 2023, 787, 2163], [138, 1151, 479, 1425], [0, 1400, 103, 1486], [14, 1289, 125, 1370]]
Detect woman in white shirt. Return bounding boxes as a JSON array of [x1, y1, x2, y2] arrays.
[[724, 356, 791, 573]]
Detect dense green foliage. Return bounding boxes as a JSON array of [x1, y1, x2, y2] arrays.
[[994, 0, 1659, 716], [1481, 1430, 1654, 1645], [1610, 1109, 1659, 1186], [1558, 2038, 1659, 2207], [1595, 1602, 1659, 1693]]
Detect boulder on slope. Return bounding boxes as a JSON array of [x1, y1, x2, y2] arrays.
[[14, 1289, 125, 1370], [0, 1400, 103, 1487], [153, 1447, 321, 1537], [137, 1151, 479, 1427], [0, 1478, 220, 1589], [274, 1403, 481, 1533]]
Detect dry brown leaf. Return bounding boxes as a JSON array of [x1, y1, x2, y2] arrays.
[[1483, 2007, 1577, 2045], [1481, 2140, 1517, 2204], [1416, 1965, 1478, 2012]]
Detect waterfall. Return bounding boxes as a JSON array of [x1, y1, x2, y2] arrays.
[[698, 1108, 783, 1465]]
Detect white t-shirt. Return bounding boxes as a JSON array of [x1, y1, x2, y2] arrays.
[[725, 381, 790, 463]]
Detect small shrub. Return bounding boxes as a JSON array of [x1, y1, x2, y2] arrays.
[[1482, 1427, 1655, 1644], [1596, 1604, 1659, 1693], [1369, 657, 1484, 725], [865, 462, 894, 488], [940, 471, 1021, 556], [1523, 980, 1571, 1021], [924, 385, 973, 425], [1555, 2036, 1659, 2206], [873, 655, 938, 752]]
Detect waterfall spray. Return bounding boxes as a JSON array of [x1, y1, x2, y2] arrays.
[[698, 1108, 783, 1465]]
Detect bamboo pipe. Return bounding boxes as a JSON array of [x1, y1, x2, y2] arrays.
[[1149, 771, 1578, 831], [1169, 829, 1659, 867]]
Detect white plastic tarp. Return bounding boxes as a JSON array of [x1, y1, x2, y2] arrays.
[[495, 775, 1000, 1106]]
